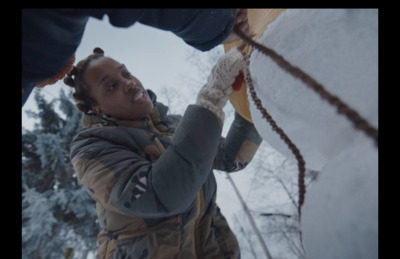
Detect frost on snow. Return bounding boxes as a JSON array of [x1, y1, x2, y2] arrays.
[[248, 9, 378, 259]]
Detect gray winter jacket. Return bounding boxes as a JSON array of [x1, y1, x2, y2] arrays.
[[70, 90, 262, 258]]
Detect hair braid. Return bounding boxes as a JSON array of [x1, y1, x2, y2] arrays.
[[63, 47, 105, 113]]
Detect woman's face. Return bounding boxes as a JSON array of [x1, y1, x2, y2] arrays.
[[83, 57, 154, 120]]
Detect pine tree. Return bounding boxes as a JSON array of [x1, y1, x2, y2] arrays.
[[22, 89, 98, 259]]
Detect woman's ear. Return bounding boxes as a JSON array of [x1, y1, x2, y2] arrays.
[[91, 105, 103, 116]]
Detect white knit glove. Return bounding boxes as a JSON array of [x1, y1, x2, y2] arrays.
[[196, 47, 246, 122]]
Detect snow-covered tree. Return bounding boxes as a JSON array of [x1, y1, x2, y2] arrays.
[[22, 89, 98, 259], [228, 142, 318, 259]]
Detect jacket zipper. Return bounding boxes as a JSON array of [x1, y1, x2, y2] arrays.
[[193, 189, 204, 258], [176, 214, 184, 256]]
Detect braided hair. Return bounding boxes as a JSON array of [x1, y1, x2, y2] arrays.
[[63, 47, 105, 113]]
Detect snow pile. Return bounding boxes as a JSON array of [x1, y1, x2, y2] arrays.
[[248, 9, 378, 259]]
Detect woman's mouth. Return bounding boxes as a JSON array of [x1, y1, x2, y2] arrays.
[[132, 89, 148, 104]]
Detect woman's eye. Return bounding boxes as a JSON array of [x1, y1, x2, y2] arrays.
[[107, 84, 116, 91]]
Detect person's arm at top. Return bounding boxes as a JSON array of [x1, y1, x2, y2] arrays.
[[89, 9, 250, 51]]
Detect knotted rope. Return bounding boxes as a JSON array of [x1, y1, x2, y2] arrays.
[[241, 57, 307, 221]]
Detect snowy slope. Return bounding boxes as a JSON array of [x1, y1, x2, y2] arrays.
[[248, 9, 378, 259]]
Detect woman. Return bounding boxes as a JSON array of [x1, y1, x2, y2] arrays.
[[67, 46, 262, 258]]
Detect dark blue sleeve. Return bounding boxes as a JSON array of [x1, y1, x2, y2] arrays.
[[22, 9, 89, 106], [126, 9, 236, 51], [83, 9, 236, 51]]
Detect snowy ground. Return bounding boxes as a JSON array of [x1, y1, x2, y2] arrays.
[[248, 9, 378, 259]]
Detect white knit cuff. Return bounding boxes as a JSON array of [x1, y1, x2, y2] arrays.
[[196, 47, 246, 123]]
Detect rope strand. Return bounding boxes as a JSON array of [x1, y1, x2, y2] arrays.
[[241, 58, 306, 220]]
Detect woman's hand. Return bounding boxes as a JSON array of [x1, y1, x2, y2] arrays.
[[223, 9, 252, 44], [196, 47, 246, 122]]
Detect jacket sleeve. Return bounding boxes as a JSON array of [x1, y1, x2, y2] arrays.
[[213, 112, 263, 172], [22, 9, 89, 106], [71, 105, 222, 218], [91, 9, 237, 51]]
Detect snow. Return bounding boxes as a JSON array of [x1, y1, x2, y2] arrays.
[[302, 141, 378, 259], [248, 9, 378, 258]]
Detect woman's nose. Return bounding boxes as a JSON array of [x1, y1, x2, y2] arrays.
[[123, 80, 137, 93]]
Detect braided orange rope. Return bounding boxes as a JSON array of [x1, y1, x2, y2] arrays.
[[241, 58, 307, 221], [35, 55, 76, 88]]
